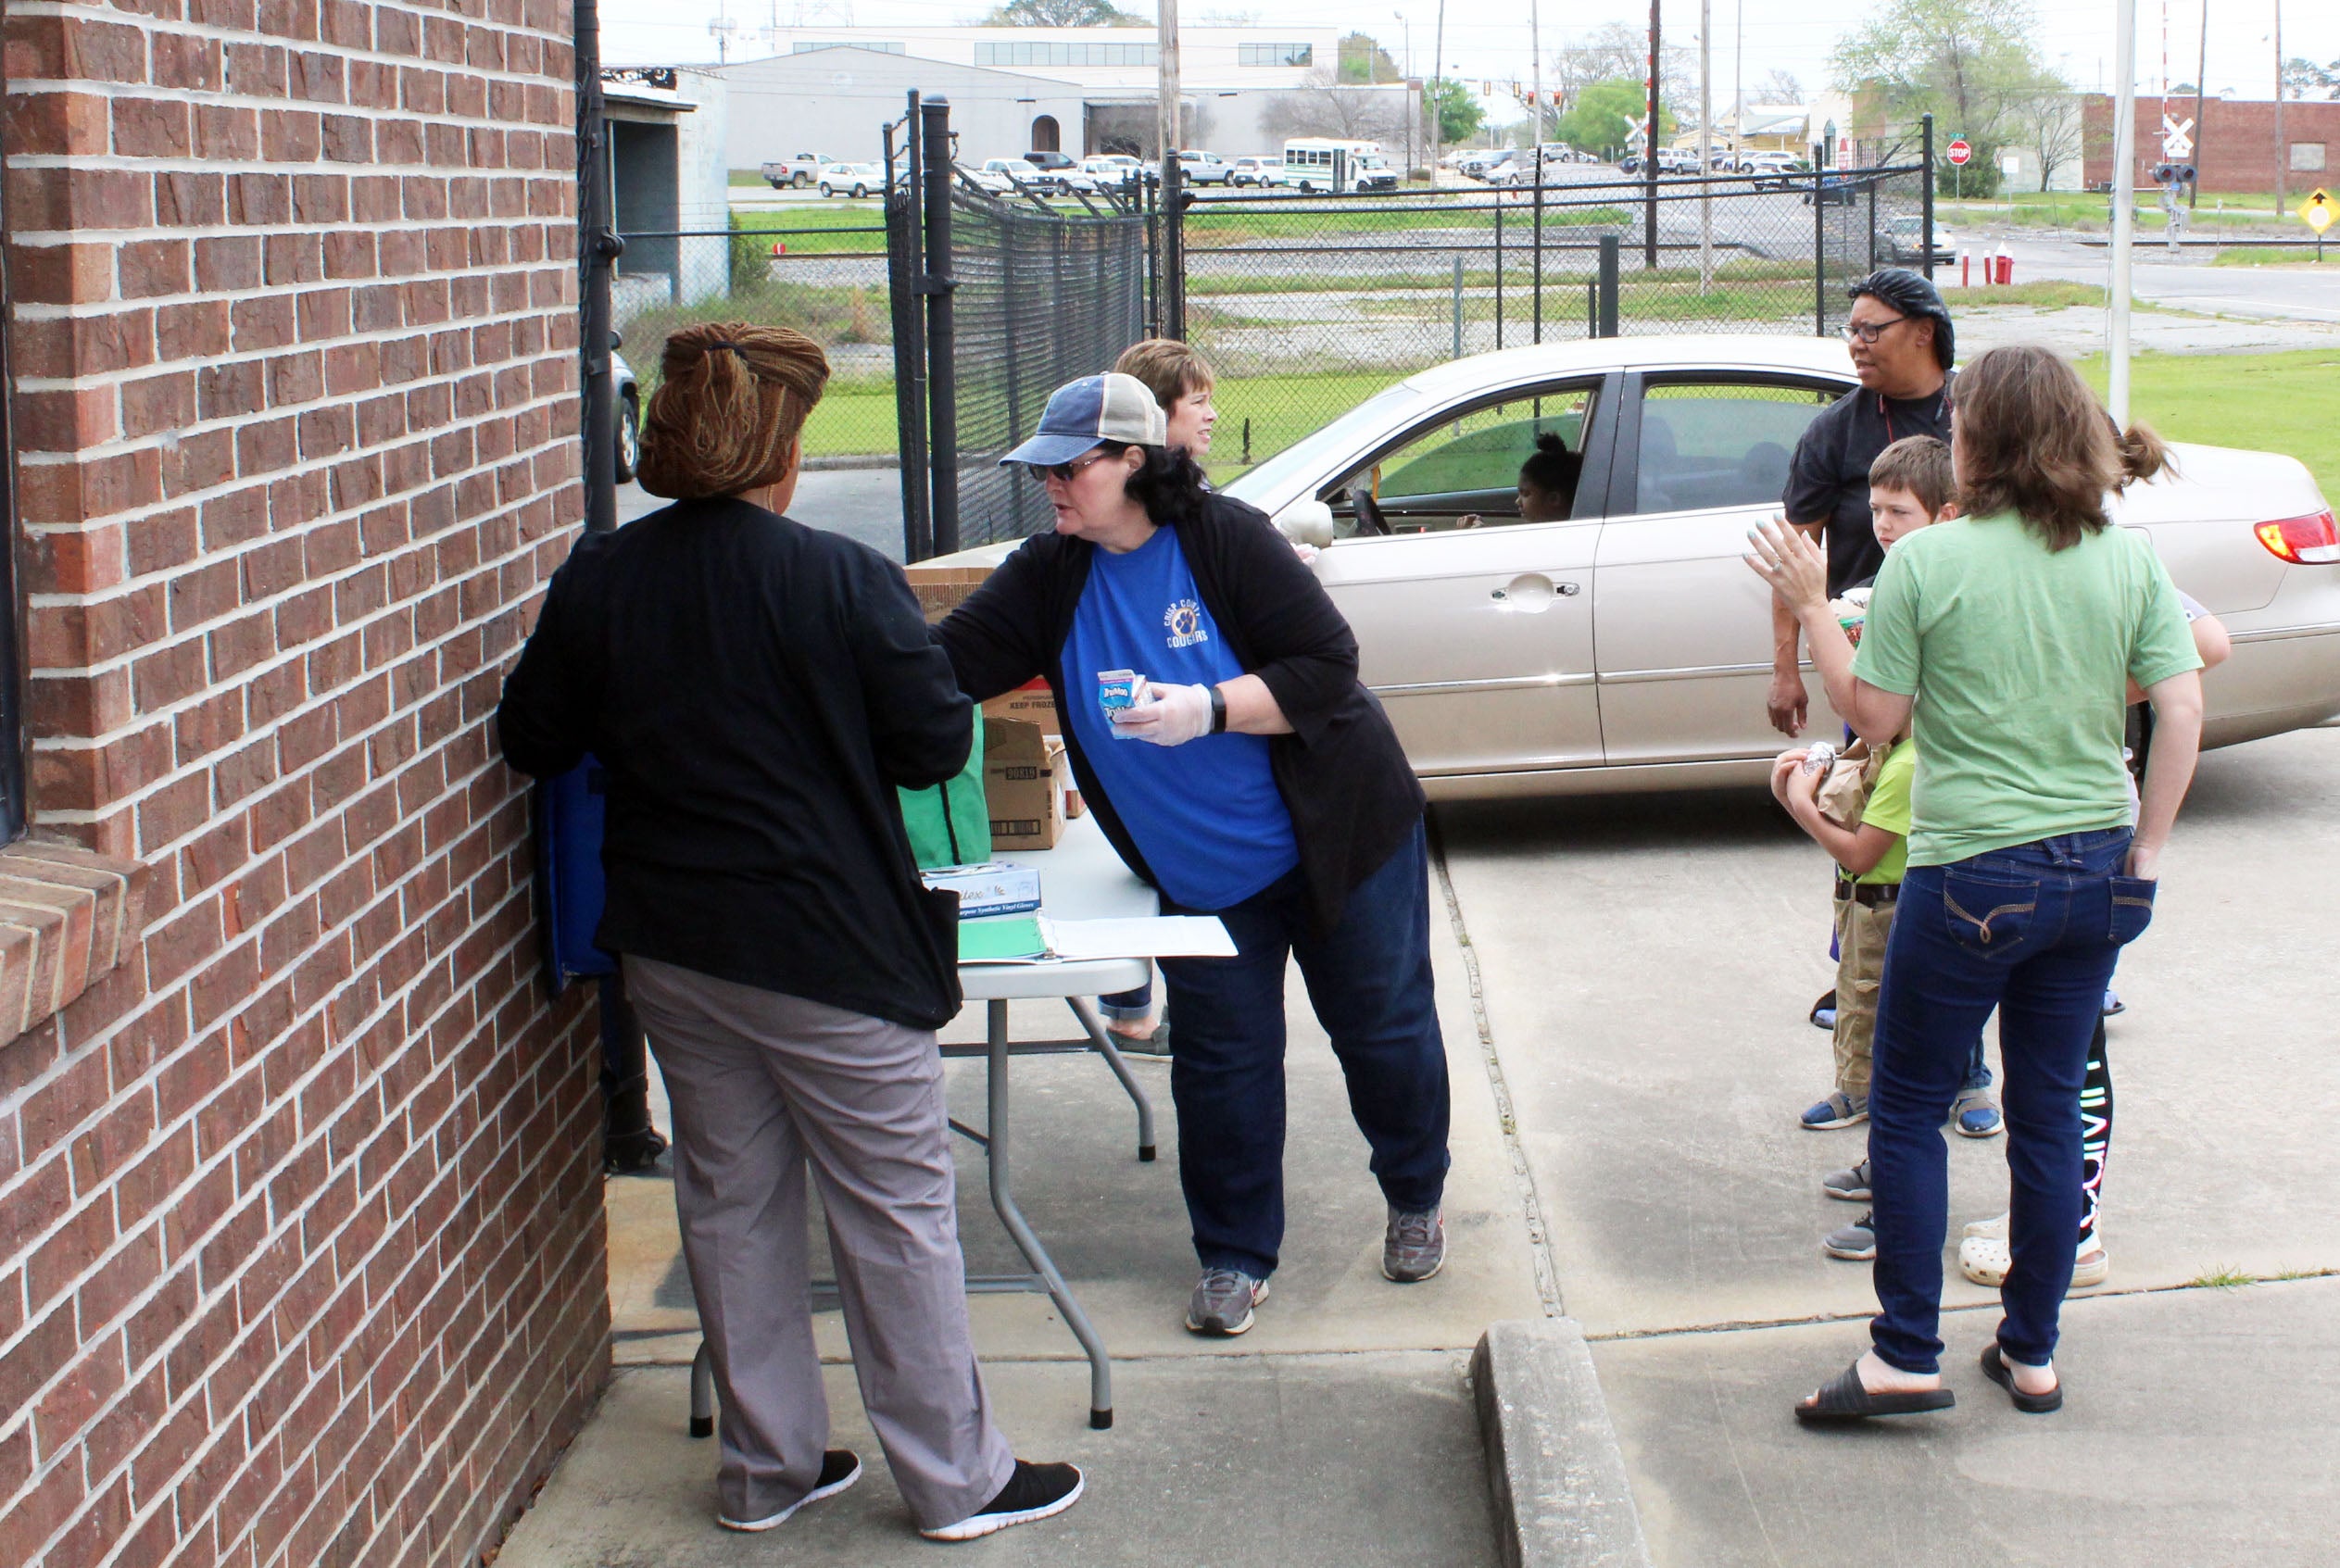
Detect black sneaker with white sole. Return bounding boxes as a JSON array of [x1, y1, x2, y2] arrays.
[[718, 1449, 861, 1532], [920, 1461, 1085, 1542]]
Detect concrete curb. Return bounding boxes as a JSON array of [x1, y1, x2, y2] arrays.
[[1472, 1319, 1654, 1568]]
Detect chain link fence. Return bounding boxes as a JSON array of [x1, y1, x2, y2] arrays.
[[1179, 164, 1931, 472], [611, 216, 897, 461]]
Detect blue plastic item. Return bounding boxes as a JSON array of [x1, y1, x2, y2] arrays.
[[534, 755, 619, 991]]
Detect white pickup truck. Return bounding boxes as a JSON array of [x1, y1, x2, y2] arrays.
[[759, 152, 835, 189]]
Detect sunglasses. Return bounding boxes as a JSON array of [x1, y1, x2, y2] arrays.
[[1842, 316, 1911, 345], [1025, 448, 1117, 483]]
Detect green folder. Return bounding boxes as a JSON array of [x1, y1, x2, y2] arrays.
[[957, 916, 1049, 963]]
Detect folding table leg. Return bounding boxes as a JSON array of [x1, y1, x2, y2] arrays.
[[1066, 997, 1157, 1161], [986, 1000, 1114, 1429]]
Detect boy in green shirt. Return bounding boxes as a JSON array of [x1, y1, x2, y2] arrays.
[[1772, 437, 1992, 1260]]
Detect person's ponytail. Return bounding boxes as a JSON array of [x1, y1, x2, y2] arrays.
[[2115, 419, 2173, 489]]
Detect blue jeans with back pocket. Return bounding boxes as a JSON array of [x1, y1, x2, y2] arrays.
[[1867, 828, 2155, 1374]]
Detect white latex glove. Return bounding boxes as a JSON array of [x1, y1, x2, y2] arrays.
[[1290, 541, 1321, 566], [1111, 681, 1214, 746]]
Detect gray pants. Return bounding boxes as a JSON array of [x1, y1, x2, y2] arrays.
[[624, 956, 1015, 1529]]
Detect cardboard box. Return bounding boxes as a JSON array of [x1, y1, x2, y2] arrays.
[[903, 562, 994, 625], [979, 677, 1062, 738], [919, 861, 1042, 920], [983, 717, 1066, 850]]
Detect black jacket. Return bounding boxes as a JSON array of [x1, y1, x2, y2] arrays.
[[497, 497, 972, 1030], [936, 492, 1423, 934]]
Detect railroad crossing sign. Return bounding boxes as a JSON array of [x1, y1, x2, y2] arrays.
[[1945, 138, 1972, 166], [2302, 189, 2335, 235], [2159, 115, 2195, 160]]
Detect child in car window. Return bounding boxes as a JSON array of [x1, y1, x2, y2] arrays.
[[1458, 433, 1581, 529]]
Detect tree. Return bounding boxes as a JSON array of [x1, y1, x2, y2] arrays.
[[2015, 87, 2083, 192], [1831, 0, 2060, 194], [1550, 21, 1692, 113], [1338, 32, 1400, 84], [1555, 76, 1674, 157], [1261, 69, 1410, 144], [982, 0, 1144, 24], [1756, 69, 1805, 104], [1428, 77, 1485, 145], [2283, 57, 2340, 100]]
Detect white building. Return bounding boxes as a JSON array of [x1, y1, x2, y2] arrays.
[[710, 24, 1366, 170]]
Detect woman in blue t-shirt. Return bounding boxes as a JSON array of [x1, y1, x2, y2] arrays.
[[938, 374, 1453, 1337]]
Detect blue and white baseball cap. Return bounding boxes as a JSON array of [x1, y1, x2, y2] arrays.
[[998, 372, 1168, 468]]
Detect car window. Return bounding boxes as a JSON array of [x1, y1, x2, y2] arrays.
[[1626, 382, 1835, 516], [1327, 384, 1600, 537]]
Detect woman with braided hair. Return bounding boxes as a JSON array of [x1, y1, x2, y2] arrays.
[[498, 323, 1081, 1542]]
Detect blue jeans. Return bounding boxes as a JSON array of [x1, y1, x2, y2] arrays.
[[1868, 828, 2153, 1374], [1157, 822, 1452, 1278]]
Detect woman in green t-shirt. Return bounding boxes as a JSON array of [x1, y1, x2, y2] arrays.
[[1748, 345, 2206, 1423]]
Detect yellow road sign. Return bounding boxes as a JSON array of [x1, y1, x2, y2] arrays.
[[2301, 189, 2334, 235]]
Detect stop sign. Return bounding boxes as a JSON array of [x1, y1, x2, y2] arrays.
[[1946, 139, 1973, 166]]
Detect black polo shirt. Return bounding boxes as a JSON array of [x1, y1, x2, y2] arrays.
[[1782, 378, 1953, 596]]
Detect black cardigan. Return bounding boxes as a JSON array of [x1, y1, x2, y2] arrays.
[[497, 497, 972, 1030], [937, 492, 1424, 935]]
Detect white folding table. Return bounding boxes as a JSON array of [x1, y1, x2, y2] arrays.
[[687, 813, 1170, 1436]]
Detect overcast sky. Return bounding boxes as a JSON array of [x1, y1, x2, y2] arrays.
[[602, 0, 2340, 111]]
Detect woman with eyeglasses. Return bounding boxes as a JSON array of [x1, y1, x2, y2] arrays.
[[936, 372, 1453, 1338]]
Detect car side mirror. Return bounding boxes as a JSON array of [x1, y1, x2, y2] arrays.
[[1274, 498, 1335, 548]]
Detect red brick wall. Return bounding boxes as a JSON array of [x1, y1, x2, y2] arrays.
[[2083, 94, 2340, 193], [0, 0, 607, 1564]]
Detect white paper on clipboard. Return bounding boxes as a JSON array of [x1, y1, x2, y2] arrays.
[[1040, 916, 1236, 961]]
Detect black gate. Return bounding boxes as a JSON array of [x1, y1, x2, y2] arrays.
[[887, 96, 1148, 559]]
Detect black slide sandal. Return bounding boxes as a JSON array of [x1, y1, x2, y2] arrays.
[[1794, 1360, 1956, 1424], [1981, 1343, 2063, 1413]]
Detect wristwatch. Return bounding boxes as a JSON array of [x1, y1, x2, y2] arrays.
[[1208, 684, 1228, 734]]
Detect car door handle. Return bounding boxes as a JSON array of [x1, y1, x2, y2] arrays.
[[1490, 576, 1581, 605]]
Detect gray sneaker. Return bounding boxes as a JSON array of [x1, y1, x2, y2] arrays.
[[1185, 1268, 1268, 1336], [1823, 1211, 1876, 1261], [1383, 1205, 1446, 1283], [1820, 1158, 1871, 1202]]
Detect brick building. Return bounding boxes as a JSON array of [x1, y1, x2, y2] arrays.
[[0, 1, 608, 1564], [2083, 94, 2340, 194]]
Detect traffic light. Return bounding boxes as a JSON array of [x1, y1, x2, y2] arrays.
[[2150, 161, 2196, 187]]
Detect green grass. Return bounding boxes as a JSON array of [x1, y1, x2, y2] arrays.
[[2075, 348, 2340, 502], [1939, 280, 2107, 310], [1202, 370, 1408, 477], [2211, 246, 2334, 267], [1945, 190, 2310, 231], [2186, 1266, 2257, 1289], [1187, 204, 1634, 243], [724, 205, 889, 254]]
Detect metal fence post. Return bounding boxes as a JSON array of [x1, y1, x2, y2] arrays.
[[1142, 173, 1160, 337], [887, 94, 932, 562], [1919, 113, 1936, 282], [574, 0, 619, 534], [1812, 168, 1827, 337], [919, 97, 961, 558], [1597, 233, 1619, 337], [1493, 194, 1504, 350], [1532, 167, 1545, 343], [1163, 157, 1187, 340], [1451, 255, 1463, 359]]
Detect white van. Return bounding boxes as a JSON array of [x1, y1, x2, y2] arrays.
[[1277, 139, 1399, 193]]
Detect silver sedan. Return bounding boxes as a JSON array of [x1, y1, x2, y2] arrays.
[[1220, 335, 2340, 800]]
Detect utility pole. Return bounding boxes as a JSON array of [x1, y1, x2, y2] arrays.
[[1157, 0, 1179, 160], [2272, 0, 2285, 212], [2189, 0, 2206, 208], [1431, 0, 1446, 179], [1734, 0, 1743, 166], [2111, 0, 2138, 426], [1530, 0, 1544, 150], [1699, 0, 1713, 291], [1645, 0, 1660, 268]]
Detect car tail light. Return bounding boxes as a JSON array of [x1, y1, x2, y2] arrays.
[[2254, 510, 2340, 564]]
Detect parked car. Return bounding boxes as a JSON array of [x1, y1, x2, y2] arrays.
[[1801, 172, 1864, 207], [979, 157, 1056, 194], [1228, 156, 1282, 187], [1081, 154, 1145, 186], [1884, 214, 1956, 266], [610, 345, 638, 483], [1177, 149, 1235, 185], [760, 152, 832, 189], [1748, 157, 1813, 192], [815, 161, 884, 198], [915, 336, 2340, 798], [1024, 150, 1099, 192]]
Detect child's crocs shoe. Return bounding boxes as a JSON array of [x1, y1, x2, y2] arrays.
[[1800, 1090, 1869, 1131]]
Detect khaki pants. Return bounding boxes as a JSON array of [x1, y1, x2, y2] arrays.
[[1830, 888, 1898, 1098], [623, 956, 1015, 1530]]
